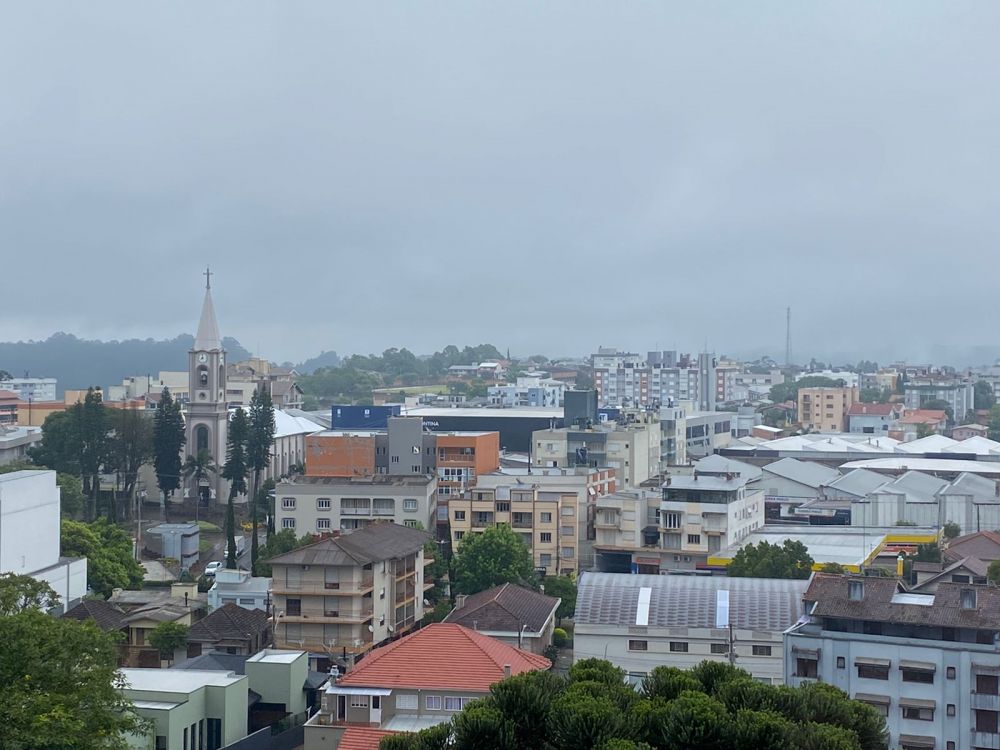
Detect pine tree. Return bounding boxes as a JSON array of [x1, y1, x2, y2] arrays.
[[222, 408, 250, 569], [153, 389, 186, 522], [247, 386, 276, 574]]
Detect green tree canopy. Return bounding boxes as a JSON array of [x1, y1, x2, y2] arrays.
[[988, 560, 1000, 585], [452, 525, 536, 595], [222, 407, 250, 569], [541, 575, 577, 622], [153, 388, 186, 518], [727, 540, 814, 579], [920, 398, 954, 423], [975, 381, 995, 411], [61, 519, 144, 598], [768, 376, 844, 405], [247, 387, 275, 574], [378, 658, 887, 750], [148, 621, 188, 661], [0, 575, 146, 748], [0, 572, 59, 616], [942, 521, 961, 540]]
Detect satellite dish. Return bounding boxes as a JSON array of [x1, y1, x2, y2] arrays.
[[367, 624, 375, 633], [387, 624, 395, 632], [423, 599, 431, 606]]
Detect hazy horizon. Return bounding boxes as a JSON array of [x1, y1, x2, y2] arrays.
[[3, 3, 998, 363]]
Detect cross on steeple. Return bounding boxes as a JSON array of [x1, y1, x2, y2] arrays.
[[204, 266, 212, 290]]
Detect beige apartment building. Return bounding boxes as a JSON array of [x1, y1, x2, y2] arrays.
[[268, 523, 432, 667], [274, 475, 437, 535], [797, 386, 859, 432], [448, 486, 580, 576]]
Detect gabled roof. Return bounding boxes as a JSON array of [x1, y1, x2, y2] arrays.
[[871, 470, 949, 503], [897, 434, 957, 453], [693, 454, 763, 482], [173, 653, 250, 674], [942, 472, 998, 499], [339, 728, 397, 750], [762, 457, 840, 489], [944, 436, 1000, 455], [63, 599, 127, 632], [334, 623, 549, 691], [910, 557, 989, 592], [825, 469, 888, 498], [443, 583, 559, 635], [899, 410, 948, 425], [945, 531, 1000, 563], [847, 403, 897, 417], [267, 523, 429, 567], [186, 603, 269, 644]]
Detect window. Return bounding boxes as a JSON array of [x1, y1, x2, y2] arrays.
[[454, 531, 465, 540], [392, 456, 400, 463], [669, 642, 688, 653], [752, 645, 772, 656], [316, 498, 331, 510], [540, 512, 552, 523], [562, 547, 575, 558], [496, 502, 510, 512], [404, 499, 418, 511], [796, 658, 818, 678], [561, 525, 574, 537], [628, 640, 648, 651], [444, 697, 463, 711], [282, 497, 296, 510], [837, 656, 846, 669], [947, 704, 956, 717], [350, 695, 369, 708], [426, 696, 442, 710], [901, 705, 934, 721], [856, 663, 889, 680], [317, 518, 331, 530], [155, 737, 167, 750], [687, 534, 701, 545], [947, 666, 957, 679], [711, 643, 729, 654], [848, 580, 864, 601], [286, 598, 301, 616], [454, 510, 466, 521], [396, 694, 417, 710], [539, 553, 552, 566], [403, 520, 419, 528], [561, 507, 574, 516], [663, 512, 681, 529], [540, 532, 552, 543], [901, 666, 935, 684], [282, 518, 296, 529], [284, 623, 302, 641]]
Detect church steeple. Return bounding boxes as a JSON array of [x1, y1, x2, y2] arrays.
[[194, 266, 222, 351]]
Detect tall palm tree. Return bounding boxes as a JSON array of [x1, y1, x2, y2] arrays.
[[181, 450, 217, 520]]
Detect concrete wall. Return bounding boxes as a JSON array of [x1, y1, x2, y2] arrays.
[[246, 651, 309, 716]]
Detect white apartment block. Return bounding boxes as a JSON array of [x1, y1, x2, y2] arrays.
[[786, 574, 1000, 750], [0, 377, 57, 402], [274, 475, 437, 535]]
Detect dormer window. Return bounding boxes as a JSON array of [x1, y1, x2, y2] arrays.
[[848, 580, 864, 601], [961, 588, 977, 610]]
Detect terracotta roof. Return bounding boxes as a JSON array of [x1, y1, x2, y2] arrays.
[[804, 574, 1000, 629], [63, 599, 127, 632], [187, 603, 270, 644], [899, 410, 947, 425], [442, 583, 559, 634], [847, 403, 896, 417], [0, 390, 18, 400], [337, 623, 550, 691], [267, 523, 429, 567], [944, 531, 1000, 564], [339, 728, 396, 750]]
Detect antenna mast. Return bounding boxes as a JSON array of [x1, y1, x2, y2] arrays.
[[785, 306, 792, 368]]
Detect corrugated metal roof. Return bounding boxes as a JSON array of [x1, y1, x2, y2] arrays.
[[762, 457, 841, 488]]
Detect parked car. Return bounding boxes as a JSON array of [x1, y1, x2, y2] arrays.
[[204, 561, 223, 577]]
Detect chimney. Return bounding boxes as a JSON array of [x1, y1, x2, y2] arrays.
[[503, 664, 512, 678], [455, 594, 467, 609]]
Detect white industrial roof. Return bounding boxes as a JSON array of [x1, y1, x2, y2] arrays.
[[694, 454, 763, 482], [273, 409, 325, 439], [944, 436, 1000, 455], [870, 471, 949, 503], [841, 458, 1000, 476], [825, 469, 889, 498], [574, 572, 808, 631], [762, 457, 841, 488], [404, 406, 563, 419], [897, 435, 957, 453]]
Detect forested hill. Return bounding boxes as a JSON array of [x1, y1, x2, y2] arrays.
[[0, 333, 252, 395]]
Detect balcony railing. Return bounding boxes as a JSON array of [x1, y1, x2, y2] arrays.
[[972, 731, 1000, 750], [972, 692, 1000, 711], [275, 577, 373, 595], [512, 519, 533, 529]]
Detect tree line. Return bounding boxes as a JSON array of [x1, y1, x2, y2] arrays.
[[381, 658, 887, 750]]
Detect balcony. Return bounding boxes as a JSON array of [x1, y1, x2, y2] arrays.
[[281, 604, 374, 624], [972, 731, 1000, 750], [340, 507, 373, 516], [512, 518, 533, 529], [276, 576, 373, 596], [973, 693, 1000, 711]]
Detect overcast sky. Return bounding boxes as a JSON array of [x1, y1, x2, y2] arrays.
[[2, 3, 998, 364]]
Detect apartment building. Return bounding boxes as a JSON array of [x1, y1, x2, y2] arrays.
[[304, 417, 499, 501], [0, 377, 57, 402], [448, 485, 580, 576], [798, 386, 859, 432], [488, 376, 566, 407], [683, 410, 733, 458], [904, 377, 975, 423], [591, 349, 716, 411], [575, 573, 808, 685], [593, 468, 764, 573], [268, 523, 432, 665], [660, 401, 687, 466], [274, 475, 437, 535], [785, 574, 1000, 750], [475, 466, 616, 570], [532, 411, 661, 489], [847, 402, 901, 434]]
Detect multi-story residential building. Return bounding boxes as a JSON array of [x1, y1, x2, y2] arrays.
[[488, 376, 566, 407], [532, 411, 661, 489], [591, 349, 716, 411], [798, 386, 859, 432], [274, 475, 437, 534], [0, 470, 86, 612], [206, 569, 271, 613], [847, 402, 901, 434], [0, 377, 57, 402], [660, 401, 687, 466], [0, 390, 17, 425], [304, 416, 500, 503], [448, 485, 580, 576], [268, 523, 432, 666], [785, 574, 1000, 750], [594, 467, 764, 573], [576, 573, 808, 685], [904, 377, 975, 423], [303, 623, 549, 748], [0, 424, 42, 465]]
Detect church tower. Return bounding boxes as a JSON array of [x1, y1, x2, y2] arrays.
[[186, 268, 229, 503]]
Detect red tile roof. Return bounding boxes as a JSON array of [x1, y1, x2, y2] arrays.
[[339, 727, 396, 750], [847, 402, 896, 416], [899, 410, 948, 424], [337, 623, 550, 692]]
